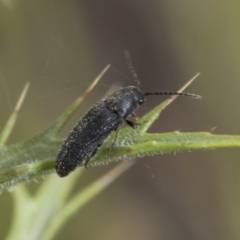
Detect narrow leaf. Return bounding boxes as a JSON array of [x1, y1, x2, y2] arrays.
[[137, 72, 201, 134], [42, 161, 135, 240], [0, 82, 30, 146]]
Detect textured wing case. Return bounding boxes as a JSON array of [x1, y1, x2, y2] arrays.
[[56, 101, 121, 177]]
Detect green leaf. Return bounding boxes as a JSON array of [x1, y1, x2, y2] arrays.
[[6, 162, 135, 240], [0, 71, 240, 193], [2, 70, 240, 240], [0, 65, 110, 192]]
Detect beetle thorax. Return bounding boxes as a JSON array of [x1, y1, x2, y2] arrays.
[[105, 86, 145, 118]]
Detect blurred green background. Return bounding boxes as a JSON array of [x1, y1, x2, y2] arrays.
[[0, 0, 240, 239]]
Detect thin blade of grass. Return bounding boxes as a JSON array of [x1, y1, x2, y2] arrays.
[[0, 82, 30, 146], [42, 160, 135, 240]]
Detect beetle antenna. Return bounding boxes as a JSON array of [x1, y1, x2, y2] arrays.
[[144, 92, 202, 99], [124, 49, 141, 88]]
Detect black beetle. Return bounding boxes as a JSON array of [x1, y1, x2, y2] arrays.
[[56, 51, 201, 177]]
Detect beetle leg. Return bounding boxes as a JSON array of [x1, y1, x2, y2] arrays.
[[84, 157, 91, 168], [85, 143, 102, 168], [125, 119, 137, 129], [131, 112, 139, 120], [109, 121, 123, 158]]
